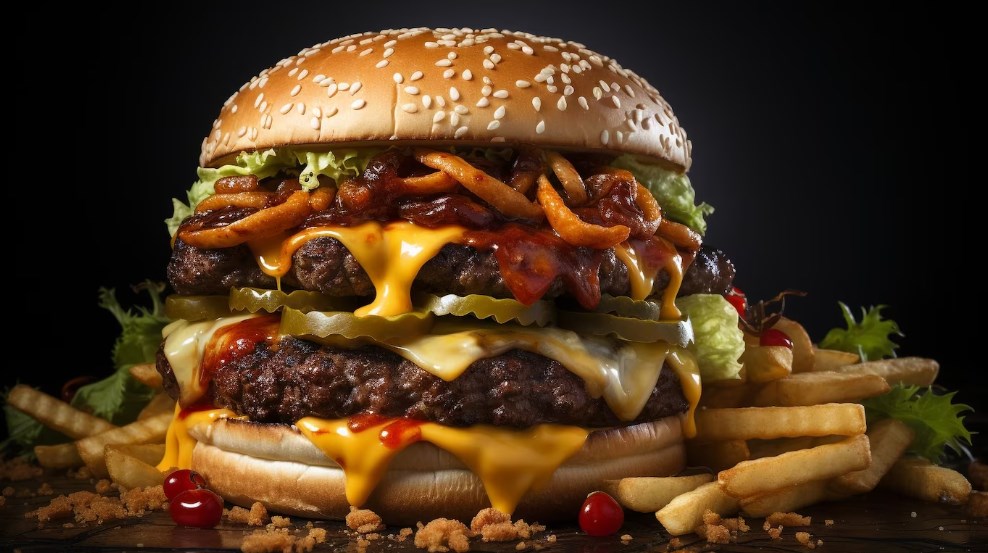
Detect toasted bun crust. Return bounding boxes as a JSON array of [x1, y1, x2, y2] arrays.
[[201, 28, 691, 171], [190, 417, 684, 524]]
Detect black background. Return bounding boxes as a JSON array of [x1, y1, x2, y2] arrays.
[[8, 4, 980, 433]]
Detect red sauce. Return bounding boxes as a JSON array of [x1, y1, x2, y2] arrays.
[[347, 413, 389, 433], [199, 315, 280, 390], [465, 224, 604, 309], [379, 419, 423, 449]]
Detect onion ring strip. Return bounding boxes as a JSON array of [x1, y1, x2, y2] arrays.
[[398, 171, 460, 194], [180, 190, 312, 249], [195, 191, 271, 213], [536, 175, 630, 248], [214, 175, 259, 194], [635, 183, 662, 235], [415, 149, 544, 221], [308, 187, 335, 211], [545, 151, 588, 205], [658, 219, 701, 252]]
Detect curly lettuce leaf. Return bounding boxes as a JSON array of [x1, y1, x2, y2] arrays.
[[166, 148, 379, 235], [862, 384, 973, 462], [612, 155, 714, 235], [819, 303, 902, 361], [675, 294, 744, 381]]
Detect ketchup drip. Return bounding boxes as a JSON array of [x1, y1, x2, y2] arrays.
[[347, 415, 424, 450], [199, 315, 280, 391]]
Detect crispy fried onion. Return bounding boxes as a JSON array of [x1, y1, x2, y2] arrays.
[[180, 190, 312, 249], [194, 191, 271, 212], [536, 175, 630, 248], [308, 187, 335, 211], [545, 151, 588, 205], [597, 166, 662, 236], [398, 171, 459, 194], [214, 175, 259, 193], [415, 149, 544, 221], [658, 219, 701, 252], [508, 148, 544, 195]]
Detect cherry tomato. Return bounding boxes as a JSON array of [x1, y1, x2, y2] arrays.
[[169, 488, 224, 528], [164, 469, 208, 501], [579, 491, 624, 536], [760, 328, 793, 349], [725, 287, 747, 319]]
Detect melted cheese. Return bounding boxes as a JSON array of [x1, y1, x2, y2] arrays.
[[157, 405, 238, 472], [614, 239, 683, 320], [162, 314, 258, 405], [248, 222, 465, 317], [666, 350, 701, 438]]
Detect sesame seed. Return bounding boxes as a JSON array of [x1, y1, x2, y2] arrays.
[[254, 93, 264, 108], [402, 103, 418, 113], [425, 42, 439, 48], [339, 82, 350, 91], [332, 45, 345, 54], [493, 90, 509, 98], [449, 87, 461, 101], [616, 130, 624, 143], [494, 106, 506, 119], [435, 96, 447, 108], [515, 80, 531, 88], [319, 78, 335, 87], [384, 39, 397, 48], [626, 119, 636, 131], [534, 73, 548, 83], [560, 63, 570, 73], [404, 86, 420, 95], [360, 38, 373, 45], [454, 105, 469, 115], [351, 82, 362, 94], [433, 111, 445, 123], [487, 120, 501, 130], [376, 60, 389, 68], [593, 87, 603, 100], [578, 96, 589, 110], [443, 69, 455, 79], [288, 67, 299, 77], [483, 45, 494, 54], [490, 53, 502, 64], [383, 48, 394, 58], [297, 103, 306, 115], [237, 126, 247, 137], [564, 85, 574, 96], [612, 81, 620, 92], [313, 74, 326, 83], [351, 99, 366, 110], [624, 84, 635, 97], [259, 101, 268, 112], [462, 69, 473, 80], [483, 59, 495, 70], [543, 45, 558, 52], [522, 45, 534, 55], [557, 97, 567, 111], [483, 76, 493, 84], [327, 107, 338, 117], [450, 112, 460, 126], [572, 65, 582, 74], [611, 96, 621, 108], [447, 51, 457, 59], [560, 73, 571, 84], [410, 71, 424, 81], [481, 85, 492, 97], [249, 127, 258, 140], [298, 69, 309, 80], [547, 85, 558, 93], [536, 120, 546, 134], [600, 130, 610, 145], [423, 95, 432, 108], [476, 97, 490, 108], [507, 43, 520, 50], [454, 126, 469, 138], [290, 85, 301, 96], [359, 48, 373, 57], [532, 97, 542, 111], [326, 83, 338, 97], [599, 80, 611, 92], [393, 73, 404, 84], [310, 117, 321, 129], [230, 105, 238, 113], [436, 59, 452, 67]]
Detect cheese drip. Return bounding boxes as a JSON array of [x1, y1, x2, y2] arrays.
[[614, 238, 683, 320], [162, 315, 259, 405], [249, 222, 465, 317], [157, 405, 238, 472]]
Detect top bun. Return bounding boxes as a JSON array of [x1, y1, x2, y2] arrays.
[[201, 28, 691, 171]]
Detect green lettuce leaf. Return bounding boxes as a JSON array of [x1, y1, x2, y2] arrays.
[[675, 294, 744, 381], [612, 155, 714, 235], [862, 384, 973, 462], [166, 148, 379, 236], [819, 303, 902, 361]]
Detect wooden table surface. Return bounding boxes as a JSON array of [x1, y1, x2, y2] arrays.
[[1, 474, 985, 552]]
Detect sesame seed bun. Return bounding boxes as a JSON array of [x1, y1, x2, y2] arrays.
[[201, 27, 691, 170], [188, 416, 685, 524]]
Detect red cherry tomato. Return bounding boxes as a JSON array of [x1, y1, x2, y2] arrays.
[[760, 328, 793, 349], [579, 491, 624, 536], [164, 469, 208, 501], [725, 287, 747, 319], [169, 488, 224, 528]]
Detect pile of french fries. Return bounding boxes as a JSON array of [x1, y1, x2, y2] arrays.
[[6, 363, 173, 490], [605, 317, 973, 535]]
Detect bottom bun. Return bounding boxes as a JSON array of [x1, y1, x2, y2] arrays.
[[190, 416, 684, 524]]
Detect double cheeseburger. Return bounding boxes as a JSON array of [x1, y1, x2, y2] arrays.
[[156, 27, 743, 524]]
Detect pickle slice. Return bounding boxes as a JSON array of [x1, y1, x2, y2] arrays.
[[229, 287, 358, 314], [164, 295, 231, 321], [416, 293, 556, 327], [556, 311, 693, 346], [280, 307, 434, 341], [594, 294, 663, 320]]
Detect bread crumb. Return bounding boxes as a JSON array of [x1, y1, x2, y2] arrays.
[[347, 505, 385, 533], [0, 456, 43, 481], [94, 479, 114, 495], [546, 534, 556, 543], [968, 491, 988, 517], [620, 533, 633, 543], [267, 515, 292, 529], [414, 518, 471, 552], [68, 466, 92, 480], [240, 528, 292, 553], [120, 486, 167, 515], [470, 508, 510, 532], [795, 531, 816, 549], [825, 519, 834, 526], [515, 541, 527, 551], [37, 482, 54, 496], [766, 512, 811, 527], [2, 486, 14, 497], [696, 509, 748, 543], [767, 526, 783, 540], [228, 502, 270, 526], [469, 508, 544, 542]]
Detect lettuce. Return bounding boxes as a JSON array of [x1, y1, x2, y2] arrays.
[[612, 155, 714, 235], [166, 148, 379, 236], [676, 294, 744, 381], [862, 384, 973, 462], [819, 303, 902, 361]]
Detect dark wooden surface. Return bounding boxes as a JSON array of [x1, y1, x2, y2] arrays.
[[1, 474, 985, 552]]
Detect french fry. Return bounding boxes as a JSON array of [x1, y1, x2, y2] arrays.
[[772, 317, 815, 372], [656, 482, 739, 536], [748, 436, 843, 459], [695, 403, 865, 442], [686, 440, 750, 472], [830, 418, 914, 496], [75, 413, 171, 478], [105, 444, 165, 489], [34, 443, 83, 469], [139, 393, 176, 420], [6, 384, 116, 439], [742, 346, 793, 383], [718, 435, 871, 498], [879, 456, 971, 504], [740, 480, 831, 518], [753, 371, 890, 406], [603, 474, 714, 513], [812, 348, 860, 371], [835, 357, 939, 387], [129, 363, 163, 389]]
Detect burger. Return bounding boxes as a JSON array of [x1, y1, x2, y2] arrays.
[[155, 27, 745, 524]]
